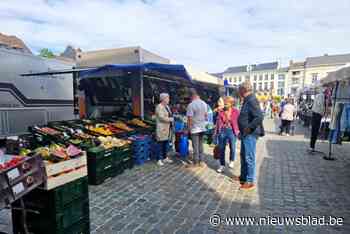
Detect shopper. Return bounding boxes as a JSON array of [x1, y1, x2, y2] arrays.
[[233, 81, 264, 190], [215, 96, 240, 173], [310, 89, 325, 152], [279, 99, 296, 136], [155, 93, 174, 166], [186, 88, 208, 167]]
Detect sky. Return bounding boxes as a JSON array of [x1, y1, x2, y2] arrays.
[[1, 0, 350, 72]]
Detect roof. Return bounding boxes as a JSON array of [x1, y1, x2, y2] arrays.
[[223, 62, 278, 74], [289, 61, 305, 69], [224, 65, 247, 73], [306, 53, 350, 67], [278, 67, 289, 72], [210, 72, 223, 79], [77, 46, 170, 67], [0, 32, 32, 54], [251, 62, 278, 71]]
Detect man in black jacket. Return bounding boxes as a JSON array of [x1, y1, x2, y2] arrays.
[[233, 81, 264, 190]]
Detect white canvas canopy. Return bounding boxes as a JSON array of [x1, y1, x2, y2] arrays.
[[185, 65, 224, 86], [321, 63, 350, 84]]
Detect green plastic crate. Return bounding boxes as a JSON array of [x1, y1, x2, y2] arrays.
[[88, 166, 115, 185], [11, 177, 88, 211], [12, 198, 89, 234]]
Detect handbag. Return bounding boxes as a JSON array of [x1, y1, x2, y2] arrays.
[[213, 145, 220, 160]]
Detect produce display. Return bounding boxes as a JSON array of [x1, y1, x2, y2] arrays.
[[97, 136, 130, 149], [0, 154, 24, 171], [128, 118, 150, 128], [111, 121, 134, 132], [35, 127, 61, 136], [34, 144, 83, 163], [85, 123, 126, 136]]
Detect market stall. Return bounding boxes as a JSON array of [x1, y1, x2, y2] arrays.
[[320, 65, 350, 160]]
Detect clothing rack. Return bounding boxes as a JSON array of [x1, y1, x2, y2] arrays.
[[324, 80, 350, 160]]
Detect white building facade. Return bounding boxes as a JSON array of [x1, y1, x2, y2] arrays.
[[222, 62, 288, 97]]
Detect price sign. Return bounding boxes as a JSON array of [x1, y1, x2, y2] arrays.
[[7, 168, 20, 181], [12, 182, 25, 196]]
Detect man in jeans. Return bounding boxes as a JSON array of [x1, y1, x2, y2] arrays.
[[187, 88, 208, 167], [233, 81, 264, 190]]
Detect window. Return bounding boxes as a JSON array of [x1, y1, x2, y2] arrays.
[[238, 76, 242, 82], [259, 75, 263, 81], [271, 74, 275, 80], [265, 74, 269, 80], [270, 82, 274, 89], [253, 83, 257, 91], [278, 81, 285, 88], [312, 73, 318, 83], [258, 83, 263, 91], [292, 71, 300, 76], [254, 75, 257, 81], [277, 88, 285, 96], [234, 77, 237, 83], [264, 82, 268, 90], [292, 78, 299, 84], [229, 77, 232, 83], [245, 75, 250, 81], [278, 74, 285, 80]]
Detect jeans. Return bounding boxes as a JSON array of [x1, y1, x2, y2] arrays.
[[218, 128, 237, 166], [240, 134, 257, 183], [157, 140, 169, 161], [191, 132, 204, 163]]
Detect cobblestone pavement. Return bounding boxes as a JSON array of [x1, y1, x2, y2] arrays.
[[1, 119, 350, 234]]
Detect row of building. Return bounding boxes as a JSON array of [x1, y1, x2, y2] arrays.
[[213, 53, 350, 97]]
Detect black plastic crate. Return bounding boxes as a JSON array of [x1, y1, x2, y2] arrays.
[[11, 177, 88, 211], [12, 205, 89, 234], [123, 158, 134, 170], [88, 166, 115, 185]]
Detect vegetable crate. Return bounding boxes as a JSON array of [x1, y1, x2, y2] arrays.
[[12, 177, 90, 234], [87, 146, 131, 185], [0, 155, 45, 209], [42, 153, 87, 190]]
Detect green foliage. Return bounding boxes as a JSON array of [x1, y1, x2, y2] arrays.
[[39, 48, 55, 58]]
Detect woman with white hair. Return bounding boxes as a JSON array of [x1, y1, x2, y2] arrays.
[[155, 93, 174, 166]]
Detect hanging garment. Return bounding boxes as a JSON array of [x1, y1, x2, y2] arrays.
[[333, 82, 350, 100], [329, 103, 344, 144], [340, 103, 350, 132], [330, 103, 344, 130]]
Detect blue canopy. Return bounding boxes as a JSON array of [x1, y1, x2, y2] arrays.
[[79, 63, 192, 81]]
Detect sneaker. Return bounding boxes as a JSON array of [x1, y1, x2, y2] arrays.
[[228, 161, 234, 169], [286, 134, 290, 136], [240, 182, 255, 190], [163, 158, 173, 163], [157, 160, 164, 166], [199, 161, 206, 168], [217, 166, 225, 173]]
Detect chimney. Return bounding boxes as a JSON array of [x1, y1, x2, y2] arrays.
[[324, 53, 328, 56], [289, 60, 293, 66]]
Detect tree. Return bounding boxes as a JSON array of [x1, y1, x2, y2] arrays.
[[39, 48, 55, 58]]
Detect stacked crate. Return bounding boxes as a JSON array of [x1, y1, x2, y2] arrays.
[[87, 145, 132, 185], [12, 176, 90, 234], [130, 135, 152, 165]]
